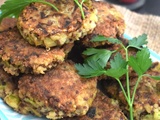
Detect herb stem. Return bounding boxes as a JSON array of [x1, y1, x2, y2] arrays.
[[74, 0, 85, 19], [125, 48, 131, 101], [122, 44, 134, 120], [116, 78, 129, 104], [126, 51, 134, 120], [121, 44, 131, 102], [131, 75, 146, 105], [131, 76, 141, 105], [35, 0, 58, 11], [129, 105, 134, 120]]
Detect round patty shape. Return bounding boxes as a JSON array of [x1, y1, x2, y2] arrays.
[[82, 1, 125, 47], [0, 27, 72, 76], [18, 61, 97, 119], [17, 0, 98, 48]]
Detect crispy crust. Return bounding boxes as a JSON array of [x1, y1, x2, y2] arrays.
[[0, 62, 127, 120], [0, 27, 73, 76], [0, 64, 21, 111], [82, 1, 125, 47], [18, 61, 97, 119], [0, 65, 18, 98], [65, 90, 127, 120], [17, 0, 98, 48]]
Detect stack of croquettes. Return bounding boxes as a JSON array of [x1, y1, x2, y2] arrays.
[[0, 0, 160, 120]]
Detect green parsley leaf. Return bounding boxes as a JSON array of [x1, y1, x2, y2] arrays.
[[128, 34, 147, 49], [83, 48, 114, 68], [110, 52, 127, 69], [75, 59, 106, 78], [91, 35, 122, 44], [104, 53, 127, 79], [128, 47, 152, 76], [75, 33, 160, 120], [150, 76, 160, 80], [105, 68, 127, 79], [0, 0, 58, 22], [90, 35, 108, 42]]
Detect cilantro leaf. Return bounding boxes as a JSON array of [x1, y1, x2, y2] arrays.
[[75, 59, 106, 78], [105, 68, 127, 79], [91, 35, 122, 44], [128, 34, 147, 49], [110, 52, 127, 69], [83, 48, 114, 68], [128, 48, 152, 76], [0, 0, 58, 22]]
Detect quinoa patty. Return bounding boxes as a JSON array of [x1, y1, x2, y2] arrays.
[[0, 27, 73, 76], [17, 0, 98, 48], [82, 1, 125, 47], [0, 64, 18, 98], [18, 61, 97, 119], [0, 62, 127, 120], [0, 64, 20, 111]]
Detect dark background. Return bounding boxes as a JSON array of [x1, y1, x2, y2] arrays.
[[105, 0, 160, 16]]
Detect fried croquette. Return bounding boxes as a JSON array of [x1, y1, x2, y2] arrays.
[[17, 0, 98, 48], [103, 62, 160, 120], [0, 64, 18, 98], [18, 61, 97, 119], [0, 27, 73, 76], [64, 90, 127, 120], [0, 64, 41, 115], [0, 62, 127, 120], [82, 1, 125, 47], [0, 64, 20, 110]]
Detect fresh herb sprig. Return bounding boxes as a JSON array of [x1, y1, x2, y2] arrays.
[[75, 34, 160, 120], [0, 0, 87, 22], [74, 0, 86, 19], [0, 0, 59, 22]]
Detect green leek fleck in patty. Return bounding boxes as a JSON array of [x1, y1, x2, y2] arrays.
[[17, 0, 98, 48]]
